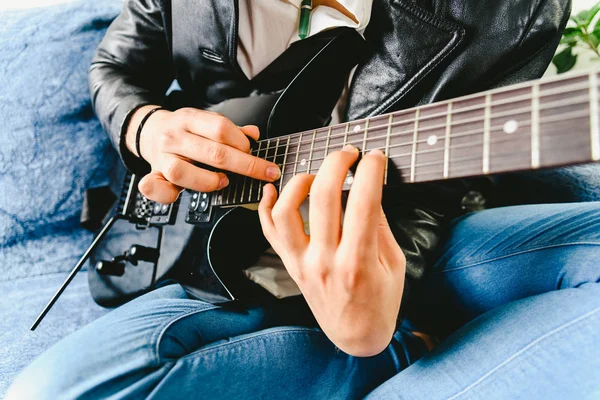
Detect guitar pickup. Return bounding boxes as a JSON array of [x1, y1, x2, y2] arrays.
[[148, 201, 176, 225], [186, 192, 212, 224]]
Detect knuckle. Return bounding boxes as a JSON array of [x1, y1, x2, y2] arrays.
[[156, 130, 176, 150], [163, 160, 183, 183], [207, 144, 228, 165], [305, 249, 330, 281], [138, 179, 154, 198], [200, 173, 221, 192], [177, 107, 195, 119], [240, 137, 251, 153], [244, 157, 259, 177], [173, 108, 192, 125], [343, 268, 362, 289], [213, 116, 232, 137]]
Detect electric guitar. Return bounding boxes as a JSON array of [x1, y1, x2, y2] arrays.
[[31, 27, 600, 329]]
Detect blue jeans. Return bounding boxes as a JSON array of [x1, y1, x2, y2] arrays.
[[7, 203, 600, 399]]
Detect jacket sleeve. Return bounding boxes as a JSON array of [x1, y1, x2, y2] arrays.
[[89, 0, 173, 175]]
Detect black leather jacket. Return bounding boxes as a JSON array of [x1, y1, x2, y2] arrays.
[[89, 0, 570, 311]]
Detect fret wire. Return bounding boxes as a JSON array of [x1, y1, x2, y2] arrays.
[[222, 168, 235, 205], [249, 84, 597, 157], [258, 139, 271, 199], [279, 136, 290, 194], [483, 93, 491, 174], [293, 132, 302, 177], [231, 166, 242, 205], [410, 109, 420, 183], [229, 176, 237, 206], [362, 118, 370, 154], [384, 114, 393, 185], [590, 72, 600, 161], [531, 83, 541, 168], [443, 102, 452, 178], [209, 191, 217, 208], [272, 137, 280, 193], [221, 176, 230, 205], [324, 126, 332, 157], [307, 129, 317, 173], [239, 174, 247, 204], [343, 123, 349, 146], [248, 141, 262, 202]]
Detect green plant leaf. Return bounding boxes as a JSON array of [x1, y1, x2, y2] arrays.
[[572, 1, 600, 27], [560, 26, 581, 45], [592, 24, 600, 47], [552, 46, 578, 74]]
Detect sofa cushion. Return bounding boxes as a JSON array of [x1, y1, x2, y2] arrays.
[[0, 0, 122, 281], [0, 1, 122, 396]]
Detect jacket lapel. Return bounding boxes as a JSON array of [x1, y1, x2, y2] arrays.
[[346, 0, 465, 120]]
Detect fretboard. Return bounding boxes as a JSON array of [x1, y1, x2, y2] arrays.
[[212, 69, 600, 206]]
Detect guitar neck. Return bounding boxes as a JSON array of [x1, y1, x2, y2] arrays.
[[213, 69, 600, 206]]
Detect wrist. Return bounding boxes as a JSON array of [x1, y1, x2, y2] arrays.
[[125, 105, 165, 159]]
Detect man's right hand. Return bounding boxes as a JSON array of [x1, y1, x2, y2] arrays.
[[125, 105, 281, 204]]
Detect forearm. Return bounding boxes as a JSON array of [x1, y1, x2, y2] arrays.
[[88, 0, 173, 173]]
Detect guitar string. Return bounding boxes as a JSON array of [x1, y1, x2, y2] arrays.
[[276, 109, 590, 169], [250, 97, 590, 159], [147, 75, 598, 213], [248, 85, 595, 156], [170, 146, 584, 216], [289, 127, 593, 180], [166, 118, 593, 214], [214, 109, 594, 207]]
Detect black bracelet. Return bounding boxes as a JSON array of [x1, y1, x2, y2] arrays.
[[136, 107, 166, 162]]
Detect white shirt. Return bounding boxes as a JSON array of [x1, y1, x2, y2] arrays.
[[237, 0, 372, 79], [237, 0, 373, 298]]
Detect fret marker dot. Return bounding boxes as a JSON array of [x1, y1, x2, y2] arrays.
[[427, 135, 438, 146], [503, 120, 518, 134], [346, 176, 354, 185], [353, 125, 361, 133], [300, 159, 306, 166]]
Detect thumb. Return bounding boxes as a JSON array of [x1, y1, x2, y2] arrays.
[[138, 170, 183, 204], [239, 125, 261, 142]]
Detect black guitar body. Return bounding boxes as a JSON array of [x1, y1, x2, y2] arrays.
[[88, 28, 367, 307]]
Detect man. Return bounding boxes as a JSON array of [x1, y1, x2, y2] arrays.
[[7, 0, 600, 398]]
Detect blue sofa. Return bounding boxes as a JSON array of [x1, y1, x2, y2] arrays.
[[1, 0, 598, 397]]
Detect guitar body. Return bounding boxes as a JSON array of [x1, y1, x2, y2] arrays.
[[88, 28, 368, 307]]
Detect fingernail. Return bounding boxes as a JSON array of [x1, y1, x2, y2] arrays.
[[369, 149, 385, 157], [219, 176, 229, 189], [342, 144, 358, 152], [266, 166, 281, 180]]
